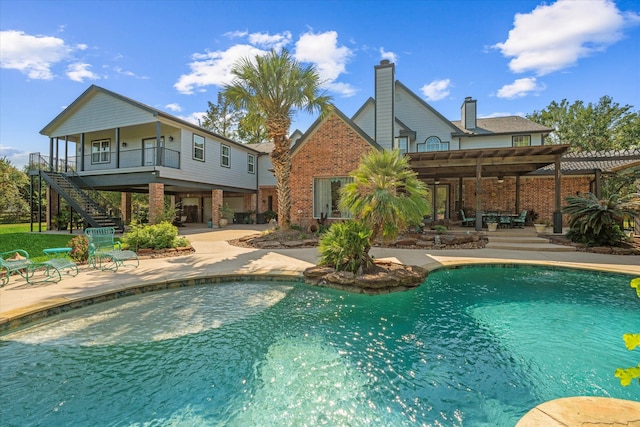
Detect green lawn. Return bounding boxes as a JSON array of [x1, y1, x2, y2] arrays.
[[0, 223, 76, 262]]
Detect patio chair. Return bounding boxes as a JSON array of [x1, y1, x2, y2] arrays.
[[85, 227, 139, 272], [1, 250, 33, 286], [1, 250, 68, 285], [499, 214, 512, 229], [512, 210, 527, 228], [459, 210, 475, 227]]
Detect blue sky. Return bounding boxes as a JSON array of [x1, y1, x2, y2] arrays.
[[1, 0, 639, 168]]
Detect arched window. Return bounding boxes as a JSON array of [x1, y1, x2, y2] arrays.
[[426, 136, 442, 152]]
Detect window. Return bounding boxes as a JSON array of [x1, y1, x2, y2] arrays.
[[513, 135, 531, 147], [425, 136, 448, 152], [247, 153, 255, 174], [193, 134, 205, 161], [394, 136, 408, 154], [313, 177, 353, 219], [91, 139, 110, 164], [221, 144, 230, 167]]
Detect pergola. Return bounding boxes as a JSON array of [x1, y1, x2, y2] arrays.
[[407, 144, 571, 231]]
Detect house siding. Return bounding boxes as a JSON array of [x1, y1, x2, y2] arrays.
[[394, 87, 457, 152], [51, 92, 156, 136], [374, 62, 394, 150], [289, 113, 376, 227]]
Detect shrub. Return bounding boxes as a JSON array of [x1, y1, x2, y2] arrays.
[[123, 221, 183, 251], [318, 220, 372, 274], [67, 235, 89, 262], [563, 193, 635, 246]]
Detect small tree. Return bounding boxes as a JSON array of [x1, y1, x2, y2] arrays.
[[340, 149, 429, 245], [318, 149, 429, 273], [563, 192, 639, 246]]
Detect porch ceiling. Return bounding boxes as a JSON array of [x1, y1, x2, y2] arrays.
[[407, 144, 571, 180]]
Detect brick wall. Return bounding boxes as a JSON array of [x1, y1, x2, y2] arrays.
[[461, 175, 591, 224], [289, 113, 375, 227], [148, 183, 165, 224]]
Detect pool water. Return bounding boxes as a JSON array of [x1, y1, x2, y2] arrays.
[[1, 267, 638, 426]]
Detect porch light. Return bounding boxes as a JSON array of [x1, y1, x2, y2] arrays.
[[434, 178, 440, 184], [497, 176, 504, 183]]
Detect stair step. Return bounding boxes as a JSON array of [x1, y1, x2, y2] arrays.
[[488, 236, 549, 244], [485, 241, 576, 252]]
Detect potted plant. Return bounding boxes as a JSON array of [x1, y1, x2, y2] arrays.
[[534, 218, 552, 233], [487, 220, 498, 232], [218, 204, 234, 227]]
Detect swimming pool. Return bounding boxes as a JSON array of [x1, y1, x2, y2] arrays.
[[1, 266, 638, 426]]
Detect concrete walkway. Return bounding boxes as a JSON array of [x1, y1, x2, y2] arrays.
[[1, 224, 639, 425], [1, 224, 639, 324]]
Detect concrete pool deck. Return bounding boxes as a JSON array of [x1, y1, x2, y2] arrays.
[[1, 224, 639, 425]]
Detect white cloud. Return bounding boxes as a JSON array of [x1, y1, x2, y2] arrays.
[[248, 31, 292, 50], [174, 44, 266, 94], [0, 145, 30, 169], [225, 30, 248, 39], [0, 30, 74, 79], [493, 0, 640, 75], [420, 79, 452, 101], [66, 62, 99, 82], [480, 111, 526, 118], [165, 103, 182, 112], [175, 30, 355, 97], [379, 48, 397, 63], [294, 30, 354, 96], [177, 111, 207, 126], [496, 77, 545, 99]]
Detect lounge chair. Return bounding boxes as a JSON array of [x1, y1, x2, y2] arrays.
[[1, 250, 71, 285], [460, 210, 475, 227], [512, 210, 527, 228], [85, 227, 139, 272], [1, 250, 34, 286]]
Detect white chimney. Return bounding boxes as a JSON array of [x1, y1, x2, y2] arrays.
[[375, 60, 395, 150], [461, 96, 477, 130]]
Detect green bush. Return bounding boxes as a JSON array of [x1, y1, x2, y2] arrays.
[[563, 193, 634, 246], [67, 235, 89, 263], [123, 221, 184, 251], [318, 220, 373, 274]]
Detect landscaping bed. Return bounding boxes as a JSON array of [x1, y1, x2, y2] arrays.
[[545, 234, 640, 255], [230, 229, 488, 250]]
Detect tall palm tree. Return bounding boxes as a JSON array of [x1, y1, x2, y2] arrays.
[[223, 49, 332, 230], [339, 149, 429, 255]]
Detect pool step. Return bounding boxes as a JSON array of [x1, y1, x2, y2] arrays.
[[486, 235, 576, 252]]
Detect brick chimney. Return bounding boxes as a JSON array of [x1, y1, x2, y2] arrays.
[[461, 96, 477, 130], [374, 60, 395, 150]]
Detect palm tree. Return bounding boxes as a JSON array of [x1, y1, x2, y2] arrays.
[[339, 149, 429, 258], [223, 48, 332, 230], [563, 192, 639, 246]]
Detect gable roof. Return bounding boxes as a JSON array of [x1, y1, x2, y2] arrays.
[[290, 106, 381, 156], [451, 116, 553, 136], [40, 85, 260, 154], [395, 81, 461, 134]]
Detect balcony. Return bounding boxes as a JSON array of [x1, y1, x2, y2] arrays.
[[29, 147, 180, 173]]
